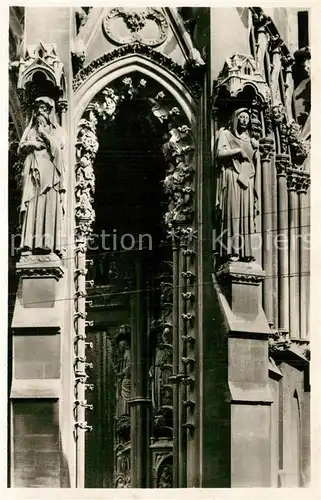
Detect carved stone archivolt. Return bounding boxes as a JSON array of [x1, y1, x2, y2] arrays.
[[72, 43, 202, 98], [75, 75, 197, 483], [102, 8, 168, 47], [75, 76, 195, 242]]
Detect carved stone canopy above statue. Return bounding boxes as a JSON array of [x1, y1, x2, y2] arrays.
[[102, 7, 168, 47], [214, 53, 270, 106], [18, 42, 66, 105]]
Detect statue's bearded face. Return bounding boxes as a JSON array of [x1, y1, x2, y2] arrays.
[[36, 102, 51, 125], [238, 112, 250, 129]]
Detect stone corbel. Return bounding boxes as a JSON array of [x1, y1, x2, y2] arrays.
[[269, 335, 309, 364]]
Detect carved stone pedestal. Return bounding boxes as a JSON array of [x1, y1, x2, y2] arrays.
[[12, 254, 65, 330], [216, 260, 268, 331], [203, 261, 272, 487]]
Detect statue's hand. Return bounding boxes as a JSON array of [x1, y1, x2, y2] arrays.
[[23, 140, 43, 150], [237, 149, 249, 161], [38, 126, 50, 141], [251, 138, 259, 150]]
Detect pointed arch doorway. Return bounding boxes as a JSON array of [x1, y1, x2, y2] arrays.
[[74, 69, 198, 488]]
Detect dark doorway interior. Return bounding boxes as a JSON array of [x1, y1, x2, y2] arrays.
[[85, 97, 169, 488]]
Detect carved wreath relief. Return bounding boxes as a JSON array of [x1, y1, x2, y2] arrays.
[[103, 7, 168, 47]]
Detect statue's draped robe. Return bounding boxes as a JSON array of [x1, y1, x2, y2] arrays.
[[215, 128, 259, 259], [19, 122, 65, 254]]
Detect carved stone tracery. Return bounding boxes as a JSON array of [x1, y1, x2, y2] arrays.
[[17, 42, 66, 107]]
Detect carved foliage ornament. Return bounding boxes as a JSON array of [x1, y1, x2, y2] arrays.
[[72, 43, 202, 98], [103, 7, 168, 47], [162, 122, 195, 232], [286, 119, 310, 164], [75, 109, 98, 235], [270, 103, 310, 161], [75, 77, 195, 244]]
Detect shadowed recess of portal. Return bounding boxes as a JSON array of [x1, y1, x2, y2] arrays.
[[89, 96, 167, 284], [85, 94, 170, 488]]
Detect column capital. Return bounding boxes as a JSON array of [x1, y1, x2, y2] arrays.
[[286, 167, 299, 192], [296, 170, 311, 194], [275, 153, 291, 178], [259, 137, 275, 161], [286, 167, 310, 193]]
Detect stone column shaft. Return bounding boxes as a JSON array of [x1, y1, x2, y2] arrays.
[[259, 137, 275, 326], [298, 175, 311, 338], [287, 169, 300, 338], [276, 154, 290, 332], [130, 259, 150, 488]]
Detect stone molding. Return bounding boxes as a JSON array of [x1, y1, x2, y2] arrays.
[[216, 261, 266, 286], [16, 253, 64, 280], [72, 43, 202, 98]]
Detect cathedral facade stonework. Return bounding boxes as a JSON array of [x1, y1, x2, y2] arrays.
[[8, 6, 311, 488]]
